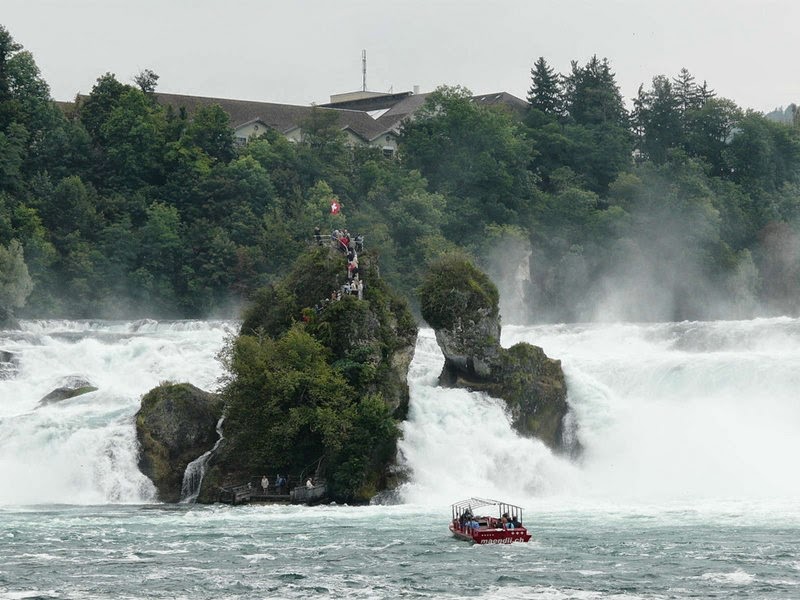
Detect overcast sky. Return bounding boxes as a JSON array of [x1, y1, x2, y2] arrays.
[[5, 0, 799, 113]]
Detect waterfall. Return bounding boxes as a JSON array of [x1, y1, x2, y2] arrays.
[[4, 317, 800, 508], [180, 416, 225, 503], [400, 319, 800, 505], [0, 320, 233, 505]]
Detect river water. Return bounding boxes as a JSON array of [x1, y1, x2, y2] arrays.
[[1, 319, 799, 599]]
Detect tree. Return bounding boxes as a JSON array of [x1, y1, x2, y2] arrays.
[[563, 56, 627, 127], [672, 68, 702, 113], [723, 112, 800, 196], [133, 68, 159, 95], [181, 104, 235, 163], [528, 57, 562, 117], [0, 238, 33, 322], [0, 25, 22, 131], [560, 57, 631, 192], [634, 75, 683, 163], [79, 73, 132, 141], [683, 97, 742, 175], [99, 88, 167, 189], [399, 85, 536, 241]]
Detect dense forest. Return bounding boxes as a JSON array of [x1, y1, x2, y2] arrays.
[[2, 24, 800, 324]]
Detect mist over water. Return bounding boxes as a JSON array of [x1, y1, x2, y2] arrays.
[[2, 318, 799, 598], [2, 317, 799, 511], [0, 320, 234, 505], [400, 320, 800, 509]]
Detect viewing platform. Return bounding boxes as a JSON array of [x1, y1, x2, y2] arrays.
[[218, 477, 327, 506]]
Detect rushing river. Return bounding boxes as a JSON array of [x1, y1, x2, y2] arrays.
[[1, 319, 799, 599]]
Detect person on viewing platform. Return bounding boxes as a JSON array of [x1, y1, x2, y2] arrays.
[[306, 478, 313, 489], [314, 226, 322, 245], [261, 475, 269, 494]]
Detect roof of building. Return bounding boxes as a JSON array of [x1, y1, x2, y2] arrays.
[[321, 91, 415, 112], [470, 92, 529, 114], [154, 92, 394, 142], [57, 88, 529, 143]]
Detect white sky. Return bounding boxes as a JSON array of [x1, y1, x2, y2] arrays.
[[5, 0, 800, 113]]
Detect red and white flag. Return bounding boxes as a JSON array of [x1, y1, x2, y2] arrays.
[[330, 198, 341, 215]]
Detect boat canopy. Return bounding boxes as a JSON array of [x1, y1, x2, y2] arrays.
[[450, 497, 525, 521]]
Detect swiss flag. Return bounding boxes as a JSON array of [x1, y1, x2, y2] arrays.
[[330, 199, 340, 214]]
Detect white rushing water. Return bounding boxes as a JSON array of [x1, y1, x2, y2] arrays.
[[2, 317, 800, 511], [0, 320, 235, 505], [2, 317, 799, 599], [399, 319, 800, 510]]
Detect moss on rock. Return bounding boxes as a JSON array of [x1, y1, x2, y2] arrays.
[[135, 383, 224, 502], [420, 256, 572, 452]]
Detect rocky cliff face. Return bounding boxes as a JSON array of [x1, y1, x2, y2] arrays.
[[421, 256, 572, 452], [136, 246, 418, 504], [135, 383, 224, 502]]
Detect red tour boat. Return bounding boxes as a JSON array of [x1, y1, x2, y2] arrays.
[[449, 497, 532, 544]]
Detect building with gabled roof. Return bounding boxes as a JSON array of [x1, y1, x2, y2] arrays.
[[59, 87, 529, 158], [153, 92, 401, 155]]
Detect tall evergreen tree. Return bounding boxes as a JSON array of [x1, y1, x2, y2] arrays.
[[0, 26, 22, 131], [563, 55, 627, 127], [673, 68, 701, 113], [636, 76, 682, 163], [527, 57, 562, 117]]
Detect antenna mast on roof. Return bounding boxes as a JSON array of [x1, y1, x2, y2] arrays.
[[362, 49, 367, 92]]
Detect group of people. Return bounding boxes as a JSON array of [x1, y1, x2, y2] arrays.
[[260, 474, 288, 495], [458, 509, 522, 531], [309, 226, 367, 309], [331, 229, 362, 282]]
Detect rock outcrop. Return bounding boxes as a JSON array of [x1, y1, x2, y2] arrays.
[[135, 383, 224, 502], [0, 349, 19, 380], [420, 255, 571, 451], [38, 376, 98, 406], [135, 246, 417, 504]]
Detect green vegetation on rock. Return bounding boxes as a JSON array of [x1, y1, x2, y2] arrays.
[[135, 382, 223, 502], [419, 257, 571, 451], [213, 246, 417, 503], [419, 254, 499, 331]]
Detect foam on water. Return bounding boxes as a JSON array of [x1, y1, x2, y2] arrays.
[[3, 317, 800, 512], [0, 320, 235, 505], [400, 319, 800, 508]]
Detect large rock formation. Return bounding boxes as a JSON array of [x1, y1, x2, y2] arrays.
[[136, 246, 417, 504], [420, 255, 571, 451], [135, 383, 224, 502]]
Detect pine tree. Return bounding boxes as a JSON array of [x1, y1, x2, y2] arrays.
[[673, 68, 701, 113], [563, 55, 627, 127], [527, 57, 562, 117], [697, 80, 716, 103], [639, 75, 682, 163]]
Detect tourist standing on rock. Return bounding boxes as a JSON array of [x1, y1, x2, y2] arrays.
[[348, 255, 359, 280], [306, 478, 313, 489], [261, 475, 269, 495], [356, 277, 364, 300]]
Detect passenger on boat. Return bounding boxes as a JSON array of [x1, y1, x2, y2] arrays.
[[511, 515, 522, 528]]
